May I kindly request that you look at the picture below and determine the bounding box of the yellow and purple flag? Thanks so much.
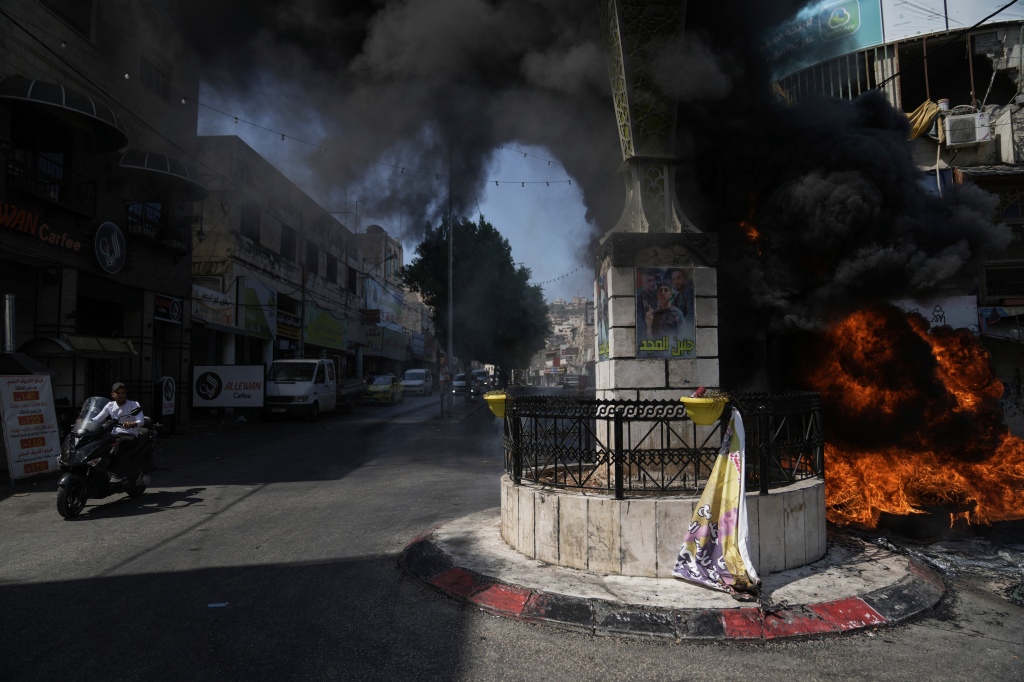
[673,408,760,594]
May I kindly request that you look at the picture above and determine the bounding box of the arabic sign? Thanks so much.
[94,221,127,274]
[0,375,61,479]
[635,266,696,359]
[192,284,234,327]
[365,326,407,360]
[192,365,264,408]
[277,309,301,341]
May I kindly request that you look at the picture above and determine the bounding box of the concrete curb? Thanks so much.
[399,532,946,642]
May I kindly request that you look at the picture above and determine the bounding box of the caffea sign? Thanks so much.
[94,222,126,274]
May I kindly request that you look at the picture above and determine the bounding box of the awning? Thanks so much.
[0,75,128,152]
[0,352,56,376]
[119,149,209,201]
[18,335,137,358]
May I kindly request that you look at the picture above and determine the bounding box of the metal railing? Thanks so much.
[502,390,824,499]
[6,157,96,217]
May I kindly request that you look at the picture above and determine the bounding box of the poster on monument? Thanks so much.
[635,267,695,359]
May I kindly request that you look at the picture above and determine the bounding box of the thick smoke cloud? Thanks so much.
[174,0,1009,327]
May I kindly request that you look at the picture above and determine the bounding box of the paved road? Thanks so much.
[0,395,1021,681]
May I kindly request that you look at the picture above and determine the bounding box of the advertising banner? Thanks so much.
[596,275,609,361]
[881,0,947,41]
[242,278,277,340]
[303,301,347,350]
[948,0,1024,30]
[277,310,301,341]
[891,295,979,333]
[192,365,265,408]
[410,332,425,359]
[192,284,234,327]
[364,326,407,360]
[365,279,404,325]
[763,0,885,79]
[635,266,696,359]
[0,375,61,479]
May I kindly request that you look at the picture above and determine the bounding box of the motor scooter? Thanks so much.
[56,396,158,519]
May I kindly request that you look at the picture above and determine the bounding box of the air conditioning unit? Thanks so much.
[944,112,991,148]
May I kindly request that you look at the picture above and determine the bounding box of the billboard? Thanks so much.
[193,365,265,408]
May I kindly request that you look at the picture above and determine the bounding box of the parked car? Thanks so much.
[401,369,433,395]
[562,374,588,389]
[365,374,404,404]
[451,373,467,395]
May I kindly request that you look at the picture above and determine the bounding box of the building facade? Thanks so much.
[1,0,204,432]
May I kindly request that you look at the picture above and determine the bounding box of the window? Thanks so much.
[985,267,1024,298]
[306,241,319,274]
[348,266,357,292]
[140,57,169,99]
[326,253,337,284]
[280,225,296,261]
[240,202,260,243]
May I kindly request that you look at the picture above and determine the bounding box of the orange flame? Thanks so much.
[806,306,1024,529]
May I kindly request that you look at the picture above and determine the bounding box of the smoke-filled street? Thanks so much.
[0,400,1020,681]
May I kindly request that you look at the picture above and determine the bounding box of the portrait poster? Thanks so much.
[596,275,609,361]
[635,266,696,359]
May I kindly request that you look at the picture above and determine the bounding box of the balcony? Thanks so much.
[5,156,96,217]
[125,202,200,256]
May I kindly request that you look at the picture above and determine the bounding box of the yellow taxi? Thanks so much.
[365,374,405,404]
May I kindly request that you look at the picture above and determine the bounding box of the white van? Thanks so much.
[264,359,337,421]
[401,368,434,395]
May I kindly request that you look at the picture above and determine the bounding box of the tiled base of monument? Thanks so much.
[500,474,827,577]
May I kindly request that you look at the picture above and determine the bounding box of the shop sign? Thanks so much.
[0,375,61,479]
[193,365,264,408]
[94,222,127,274]
[303,301,346,350]
[160,376,176,416]
[192,284,234,327]
[366,327,407,360]
[277,309,301,341]
[1,200,85,253]
[155,293,183,324]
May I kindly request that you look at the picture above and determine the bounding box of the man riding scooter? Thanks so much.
[91,382,144,483]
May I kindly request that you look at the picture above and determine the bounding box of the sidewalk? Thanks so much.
[401,509,946,642]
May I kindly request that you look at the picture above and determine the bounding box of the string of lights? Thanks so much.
[532,265,585,286]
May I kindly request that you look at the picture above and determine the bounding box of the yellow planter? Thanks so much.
[484,391,507,418]
[679,396,726,425]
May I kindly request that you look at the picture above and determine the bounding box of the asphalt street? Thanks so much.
[0,394,1021,681]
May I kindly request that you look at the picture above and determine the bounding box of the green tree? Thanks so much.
[403,214,551,369]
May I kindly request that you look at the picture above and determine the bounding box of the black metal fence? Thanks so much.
[502,390,824,499]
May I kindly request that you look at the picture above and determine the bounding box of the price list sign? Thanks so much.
[0,375,61,479]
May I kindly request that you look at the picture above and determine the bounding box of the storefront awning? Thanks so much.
[0,75,128,152]
[119,149,210,201]
[18,335,136,358]
[0,352,56,376]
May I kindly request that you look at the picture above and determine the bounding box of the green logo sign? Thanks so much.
[819,0,860,42]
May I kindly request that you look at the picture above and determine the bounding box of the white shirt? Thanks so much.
[93,399,144,436]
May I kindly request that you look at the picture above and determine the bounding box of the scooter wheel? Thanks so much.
[57,477,87,519]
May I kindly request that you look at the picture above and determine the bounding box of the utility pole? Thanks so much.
[447,147,454,414]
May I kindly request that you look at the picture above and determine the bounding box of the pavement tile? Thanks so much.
[471,584,533,617]
[521,593,595,629]
[861,572,945,624]
[429,567,491,599]
[762,608,836,639]
[720,608,764,639]
[678,609,727,639]
[593,603,679,639]
[807,597,886,632]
